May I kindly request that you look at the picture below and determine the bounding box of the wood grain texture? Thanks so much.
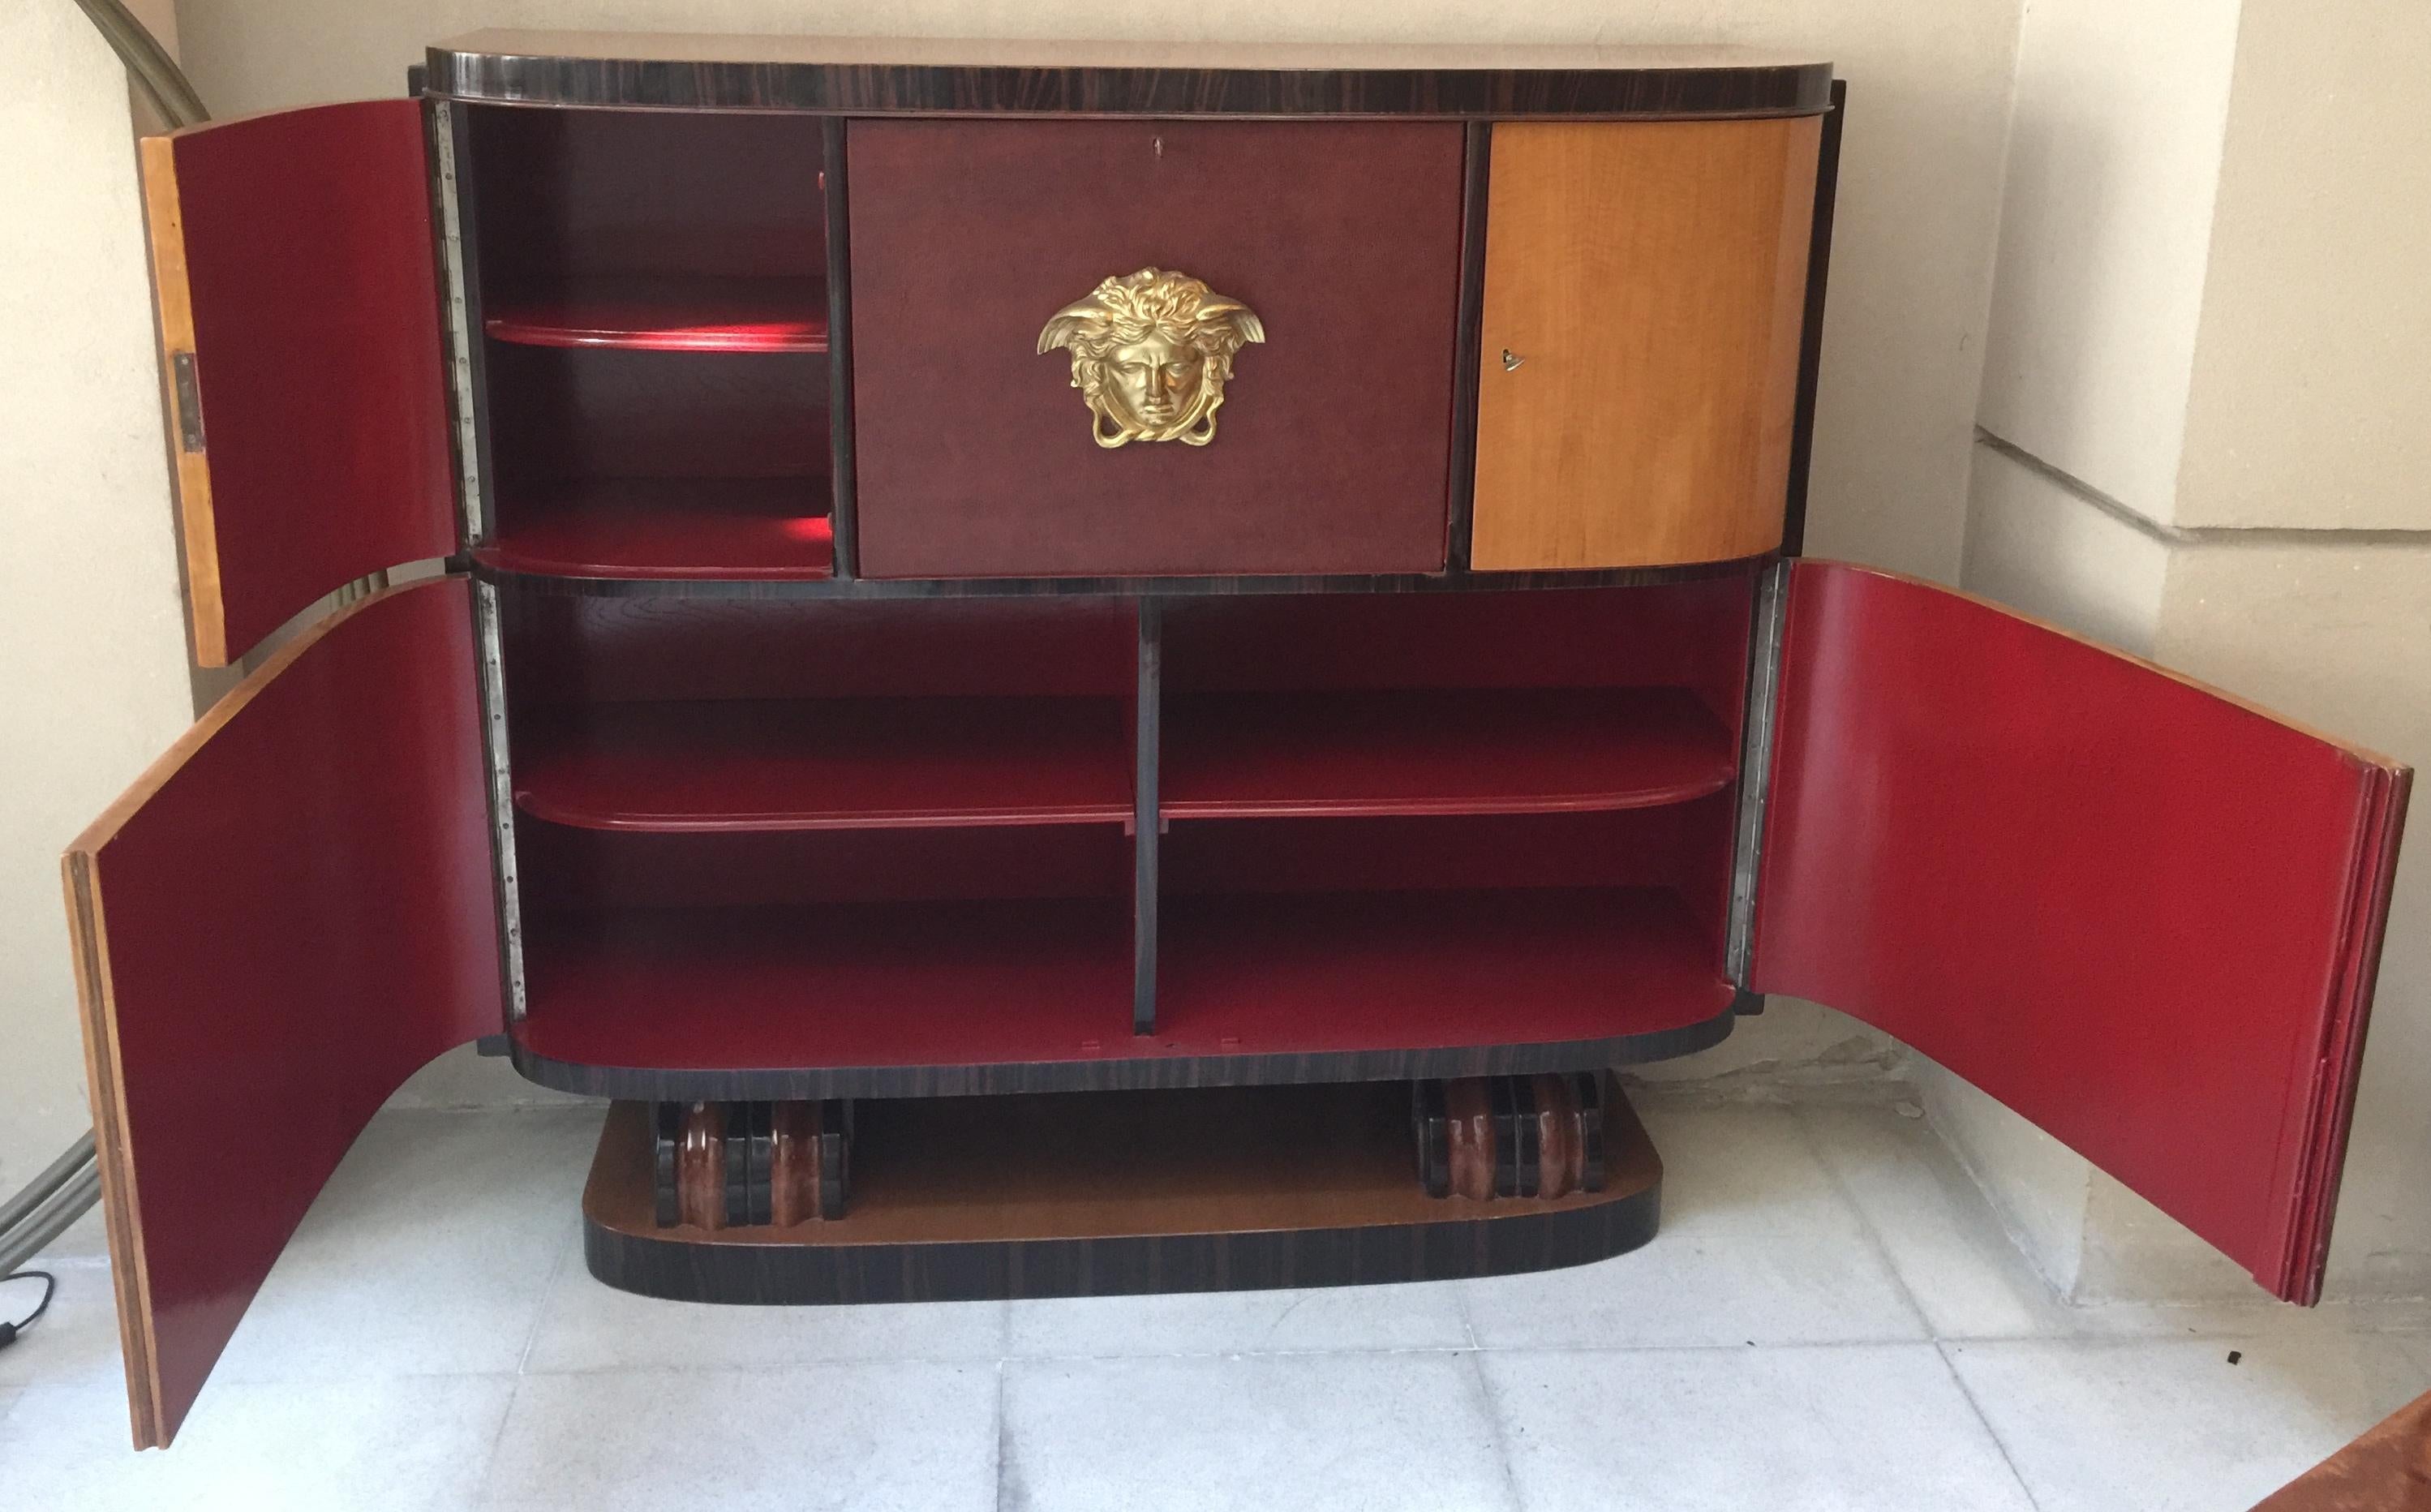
[426,32,1832,118]
[1750,562,2412,1305]
[135,135,221,666]
[579,1080,1661,1304]
[2253,1386,2431,1510]
[1470,118,1820,571]
[145,103,457,664]
[63,580,501,1447]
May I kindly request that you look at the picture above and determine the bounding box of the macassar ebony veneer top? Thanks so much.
[425,32,1833,117]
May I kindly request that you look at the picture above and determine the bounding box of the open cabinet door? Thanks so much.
[64,578,502,1448]
[1750,563,2409,1304]
[140,101,455,666]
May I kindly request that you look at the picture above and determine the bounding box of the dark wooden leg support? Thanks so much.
[655,1098,853,1228]
[1417,1074,1608,1201]
[593,1077,1660,1304]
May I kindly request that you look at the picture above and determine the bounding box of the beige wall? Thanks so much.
[2177,0,2431,532]
[0,0,197,1198]
[1974,0,2241,522]
[1956,0,2431,1301]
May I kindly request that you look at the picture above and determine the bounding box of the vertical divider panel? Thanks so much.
[1133,598,1163,1035]
[1444,122,1493,573]
[1780,80,1845,559]
[822,117,860,579]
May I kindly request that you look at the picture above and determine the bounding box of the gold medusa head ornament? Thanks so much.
[1036,268,1265,448]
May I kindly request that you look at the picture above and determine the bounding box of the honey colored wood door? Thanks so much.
[1470,119,1820,571]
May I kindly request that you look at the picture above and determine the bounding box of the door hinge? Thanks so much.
[169,350,205,453]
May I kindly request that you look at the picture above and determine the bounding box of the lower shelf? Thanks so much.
[511,887,1738,1099]
[582,1080,1662,1304]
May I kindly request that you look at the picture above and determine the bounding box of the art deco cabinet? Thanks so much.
[67,33,2409,1448]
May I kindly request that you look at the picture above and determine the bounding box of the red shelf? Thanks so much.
[1161,687,1736,819]
[515,697,1135,832]
[516,900,1132,1072]
[477,479,834,579]
[484,277,829,352]
[1154,887,1733,1058]
[513,887,1726,1078]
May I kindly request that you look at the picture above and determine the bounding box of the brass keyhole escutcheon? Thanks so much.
[1501,349,1525,372]
[1037,268,1265,448]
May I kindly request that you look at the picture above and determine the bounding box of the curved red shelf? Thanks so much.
[1160,686,1736,819]
[476,479,834,579]
[514,696,1135,832]
[511,887,1726,1076]
[484,277,829,352]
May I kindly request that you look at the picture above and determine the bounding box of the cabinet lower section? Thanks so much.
[581,1078,1660,1304]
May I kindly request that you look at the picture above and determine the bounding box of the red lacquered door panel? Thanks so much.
[140,101,453,666]
[64,579,500,1447]
[848,119,1464,578]
[1751,562,2408,1303]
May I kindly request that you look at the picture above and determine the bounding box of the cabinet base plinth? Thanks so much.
[581,1079,1660,1304]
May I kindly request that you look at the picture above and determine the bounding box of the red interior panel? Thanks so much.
[501,593,1136,704]
[67,580,499,1446]
[165,101,453,662]
[465,108,832,580]
[1751,562,2409,1303]
[847,119,1465,578]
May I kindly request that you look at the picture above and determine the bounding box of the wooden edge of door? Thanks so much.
[2283,759,2412,1302]
[62,853,164,1449]
[137,131,229,669]
[58,585,404,1448]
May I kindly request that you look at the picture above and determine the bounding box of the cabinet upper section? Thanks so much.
[423,32,1834,118]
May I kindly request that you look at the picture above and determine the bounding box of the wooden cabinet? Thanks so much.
[69,32,2407,1450]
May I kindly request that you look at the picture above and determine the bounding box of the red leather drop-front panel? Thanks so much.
[71,579,499,1445]
[169,101,454,660]
[846,118,1464,578]
[1752,562,2408,1303]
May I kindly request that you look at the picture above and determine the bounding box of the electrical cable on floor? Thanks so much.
[0,1270,57,1351]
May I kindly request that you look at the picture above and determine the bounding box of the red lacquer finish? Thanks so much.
[1751,562,2410,1303]
[513,888,1727,1074]
[518,900,1133,1069]
[848,119,1464,578]
[484,277,829,352]
[161,102,454,663]
[475,479,834,579]
[65,580,500,1446]
[515,697,1132,831]
[1162,686,1735,819]
[1155,887,1733,1056]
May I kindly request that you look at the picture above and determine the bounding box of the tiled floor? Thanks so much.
[2,1093,2426,1510]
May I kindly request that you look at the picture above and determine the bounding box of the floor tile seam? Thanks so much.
[1931,1338,2050,1512]
[1786,1100,1952,1342]
[1454,1344,1531,1512]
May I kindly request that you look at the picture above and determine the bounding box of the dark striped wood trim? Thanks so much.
[580,1086,1663,1304]
[470,553,1768,602]
[509,1007,1734,1102]
[820,116,859,579]
[427,42,1832,119]
[1780,79,1845,559]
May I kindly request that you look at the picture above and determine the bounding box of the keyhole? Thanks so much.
[1501,349,1524,372]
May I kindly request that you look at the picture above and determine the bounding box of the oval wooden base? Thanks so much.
[582,1079,1660,1304]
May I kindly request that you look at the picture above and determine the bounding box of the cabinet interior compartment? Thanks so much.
[1157,579,1751,820]
[1145,578,1753,1058]
[500,590,1142,1079]
[463,107,835,578]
